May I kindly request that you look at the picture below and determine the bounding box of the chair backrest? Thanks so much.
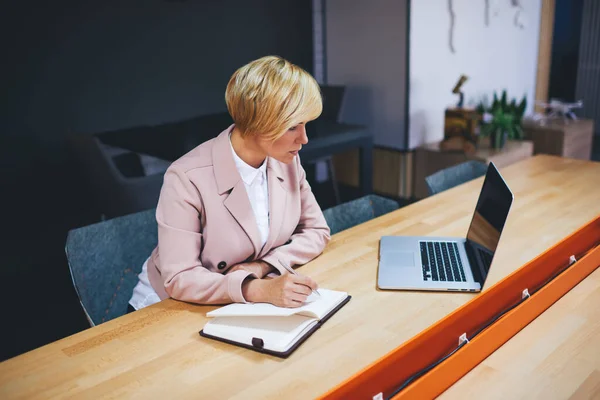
[425,160,488,196]
[323,194,399,235]
[69,134,164,218]
[319,85,346,122]
[65,208,158,326]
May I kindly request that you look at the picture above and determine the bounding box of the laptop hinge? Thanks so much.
[464,241,484,285]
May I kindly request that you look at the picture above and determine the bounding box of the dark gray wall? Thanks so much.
[0,0,314,255]
[576,0,600,135]
[325,0,408,150]
[549,0,584,102]
[2,0,313,145]
[0,1,314,361]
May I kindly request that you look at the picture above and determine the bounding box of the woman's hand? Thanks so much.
[227,260,274,279]
[242,273,318,308]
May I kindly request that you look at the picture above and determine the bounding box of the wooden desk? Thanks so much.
[1,155,599,400]
[440,266,600,399]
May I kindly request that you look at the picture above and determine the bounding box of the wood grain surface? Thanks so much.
[1,155,599,400]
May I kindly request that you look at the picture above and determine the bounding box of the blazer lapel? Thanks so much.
[213,127,263,257]
[224,182,263,257]
[260,157,288,258]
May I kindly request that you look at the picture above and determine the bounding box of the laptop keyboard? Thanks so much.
[420,241,467,282]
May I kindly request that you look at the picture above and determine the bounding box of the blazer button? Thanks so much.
[218,261,227,270]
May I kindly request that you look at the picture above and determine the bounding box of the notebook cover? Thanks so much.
[199,294,351,358]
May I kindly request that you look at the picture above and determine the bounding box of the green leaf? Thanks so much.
[515,124,524,139]
[509,99,517,114]
[481,91,527,143]
[480,124,491,137]
[495,127,502,148]
[517,95,527,116]
[476,102,485,114]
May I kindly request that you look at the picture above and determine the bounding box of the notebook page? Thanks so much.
[294,289,348,320]
[203,315,318,353]
[206,288,348,319]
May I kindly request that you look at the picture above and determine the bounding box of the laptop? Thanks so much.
[377,162,513,292]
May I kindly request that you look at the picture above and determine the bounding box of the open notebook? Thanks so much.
[199,288,351,358]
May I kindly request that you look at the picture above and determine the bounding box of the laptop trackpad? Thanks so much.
[381,252,415,267]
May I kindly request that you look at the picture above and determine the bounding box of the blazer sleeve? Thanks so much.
[156,165,254,304]
[261,155,331,272]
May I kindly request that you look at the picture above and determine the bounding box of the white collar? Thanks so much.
[229,133,267,185]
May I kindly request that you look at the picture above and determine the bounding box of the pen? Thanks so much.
[277,259,321,298]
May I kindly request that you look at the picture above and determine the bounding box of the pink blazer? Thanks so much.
[147,125,331,304]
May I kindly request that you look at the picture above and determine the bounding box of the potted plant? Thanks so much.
[476,90,527,149]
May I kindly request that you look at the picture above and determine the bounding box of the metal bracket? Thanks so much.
[458,333,469,346]
[569,255,577,265]
[522,288,530,299]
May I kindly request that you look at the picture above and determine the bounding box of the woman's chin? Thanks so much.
[272,153,296,164]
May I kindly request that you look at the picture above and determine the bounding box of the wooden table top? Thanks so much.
[1,155,599,400]
[440,266,600,400]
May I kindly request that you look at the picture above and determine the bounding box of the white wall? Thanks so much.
[409,0,542,148]
[326,0,408,149]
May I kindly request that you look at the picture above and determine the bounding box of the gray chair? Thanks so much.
[425,161,488,196]
[69,134,165,220]
[65,208,157,326]
[320,85,346,122]
[323,194,400,235]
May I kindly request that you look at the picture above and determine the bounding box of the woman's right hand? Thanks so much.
[242,274,318,308]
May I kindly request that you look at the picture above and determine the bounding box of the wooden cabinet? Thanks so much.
[413,138,534,199]
[333,148,414,199]
[334,138,534,201]
[522,119,594,160]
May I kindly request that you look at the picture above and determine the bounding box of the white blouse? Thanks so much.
[230,138,270,247]
[128,134,270,310]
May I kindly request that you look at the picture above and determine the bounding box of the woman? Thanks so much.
[128,55,330,311]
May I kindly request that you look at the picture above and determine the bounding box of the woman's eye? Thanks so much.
[289,126,298,131]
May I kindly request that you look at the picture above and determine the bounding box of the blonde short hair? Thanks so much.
[225,55,322,141]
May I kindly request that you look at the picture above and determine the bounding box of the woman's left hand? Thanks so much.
[227,260,274,279]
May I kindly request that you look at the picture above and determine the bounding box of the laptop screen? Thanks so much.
[465,162,514,285]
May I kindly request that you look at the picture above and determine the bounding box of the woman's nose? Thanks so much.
[297,126,308,144]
